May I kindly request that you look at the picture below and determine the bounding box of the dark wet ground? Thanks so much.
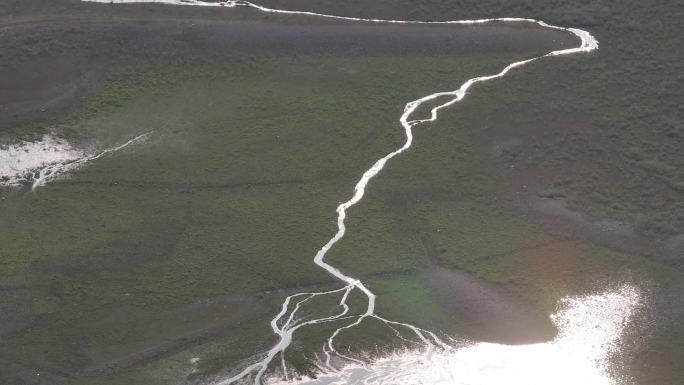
[0,18,577,61]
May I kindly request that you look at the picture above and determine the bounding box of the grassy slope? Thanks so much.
[0,1,682,385]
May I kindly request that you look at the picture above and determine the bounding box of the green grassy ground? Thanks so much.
[1,1,682,385]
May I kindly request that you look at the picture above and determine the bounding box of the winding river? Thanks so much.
[82,1,602,384]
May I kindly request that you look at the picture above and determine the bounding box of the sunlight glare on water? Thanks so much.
[269,285,640,385]
[0,135,82,186]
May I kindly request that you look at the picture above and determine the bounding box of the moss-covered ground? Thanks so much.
[0,1,682,385]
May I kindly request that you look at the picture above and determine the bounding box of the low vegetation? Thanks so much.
[0,1,681,385]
